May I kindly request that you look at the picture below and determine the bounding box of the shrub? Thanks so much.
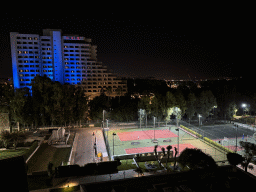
[178,148,217,170]
[23,140,39,161]
[180,125,202,138]
[203,137,234,153]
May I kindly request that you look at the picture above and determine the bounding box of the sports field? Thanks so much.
[105,126,228,163]
[181,120,256,156]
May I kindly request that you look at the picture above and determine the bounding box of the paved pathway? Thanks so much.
[70,127,108,166]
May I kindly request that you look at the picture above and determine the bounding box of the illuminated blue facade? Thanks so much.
[10,29,127,98]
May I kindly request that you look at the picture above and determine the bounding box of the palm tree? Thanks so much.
[154,145,158,161]
[115,86,123,103]
[106,86,112,101]
[166,145,172,169]
[173,147,178,170]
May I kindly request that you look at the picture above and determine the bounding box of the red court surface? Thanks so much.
[125,143,195,155]
[117,129,178,141]
[226,145,243,152]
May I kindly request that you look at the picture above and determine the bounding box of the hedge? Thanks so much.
[23,140,39,161]
[180,125,202,138]
[203,137,234,153]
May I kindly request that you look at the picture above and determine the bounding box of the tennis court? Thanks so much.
[117,129,178,141]
[125,143,195,155]
[104,126,229,163]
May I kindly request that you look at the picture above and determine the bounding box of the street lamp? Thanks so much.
[139,109,142,129]
[152,116,158,143]
[112,132,116,157]
[198,114,202,127]
[233,123,238,153]
[242,103,247,115]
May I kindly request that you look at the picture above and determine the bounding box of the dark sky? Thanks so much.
[0,6,254,80]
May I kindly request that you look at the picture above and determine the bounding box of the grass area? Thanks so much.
[27,143,71,173]
[27,132,75,173]
[0,148,29,160]
[49,185,80,192]
[27,175,52,190]
[118,159,183,173]
[117,159,137,171]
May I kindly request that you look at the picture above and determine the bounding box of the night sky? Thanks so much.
[0,7,254,80]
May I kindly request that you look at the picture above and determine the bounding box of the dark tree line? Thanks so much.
[0,75,88,130]
[88,87,217,123]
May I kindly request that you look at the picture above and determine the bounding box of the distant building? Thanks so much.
[10,29,127,99]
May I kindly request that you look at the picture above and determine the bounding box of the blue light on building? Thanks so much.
[10,29,127,99]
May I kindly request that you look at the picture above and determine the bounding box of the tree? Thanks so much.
[227,153,244,169]
[196,90,217,119]
[154,145,160,166]
[164,92,176,124]
[116,86,123,103]
[186,92,196,123]
[138,95,151,115]
[31,75,53,127]
[151,94,165,120]
[106,86,112,101]
[174,90,187,114]
[89,93,108,121]
[11,131,26,150]
[239,141,256,172]
[0,130,12,149]
[166,145,172,169]
[178,148,217,170]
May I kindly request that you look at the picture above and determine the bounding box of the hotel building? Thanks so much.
[10,29,127,98]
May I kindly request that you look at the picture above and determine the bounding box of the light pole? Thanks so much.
[145,112,147,129]
[153,116,157,142]
[103,110,105,128]
[175,128,179,156]
[106,119,109,141]
[242,103,247,115]
[198,114,202,127]
[113,132,116,157]
[139,109,142,129]
[235,124,238,153]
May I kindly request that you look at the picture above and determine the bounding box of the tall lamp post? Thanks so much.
[198,114,202,127]
[112,132,116,157]
[233,123,238,153]
[242,103,247,115]
[152,116,157,142]
[175,128,180,156]
[103,110,105,128]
